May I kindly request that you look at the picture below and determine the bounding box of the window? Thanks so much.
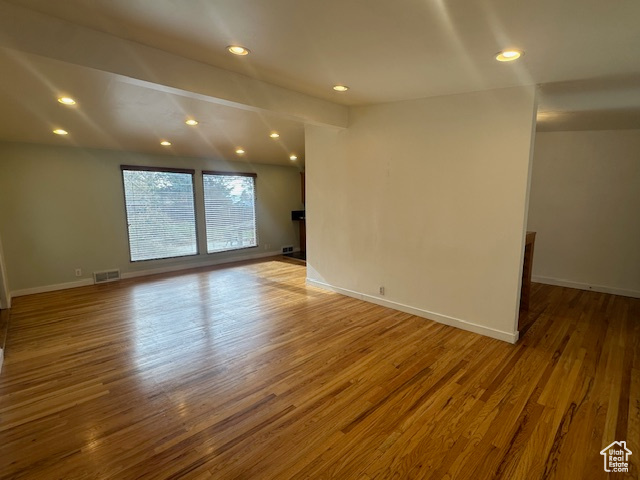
[121,166,198,261]
[203,171,257,253]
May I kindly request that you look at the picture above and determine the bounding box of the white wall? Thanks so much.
[527,130,640,297]
[306,86,537,342]
[0,142,303,294]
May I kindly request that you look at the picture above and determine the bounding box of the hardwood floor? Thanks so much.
[0,258,638,479]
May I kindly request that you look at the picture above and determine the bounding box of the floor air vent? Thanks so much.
[93,269,121,284]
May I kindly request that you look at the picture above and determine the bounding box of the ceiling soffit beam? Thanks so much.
[0,1,348,128]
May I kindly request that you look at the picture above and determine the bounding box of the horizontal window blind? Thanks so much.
[203,172,257,254]
[122,168,198,261]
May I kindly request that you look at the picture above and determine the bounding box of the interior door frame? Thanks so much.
[0,235,10,309]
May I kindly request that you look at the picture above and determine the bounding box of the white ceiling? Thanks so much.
[0,48,305,165]
[1,0,639,161]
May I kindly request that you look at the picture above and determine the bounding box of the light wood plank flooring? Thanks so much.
[0,258,638,479]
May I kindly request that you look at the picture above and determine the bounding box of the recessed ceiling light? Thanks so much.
[333,85,349,92]
[236,148,245,155]
[270,132,280,139]
[289,154,298,161]
[57,97,76,105]
[227,45,250,56]
[185,119,199,126]
[160,140,172,146]
[495,49,523,62]
[52,129,68,135]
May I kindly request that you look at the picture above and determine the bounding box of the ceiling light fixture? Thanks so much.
[57,97,76,105]
[227,45,250,56]
[270,132,280,139]
[52,128,68,135]
[333,85,349,92]
[289,154,298,161]
[495,49,523,62]
[185,119,199,126]
[160,140,172,146]
[236,148,245,155]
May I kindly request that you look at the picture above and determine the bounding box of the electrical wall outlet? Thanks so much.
[75,268,82,277]
[379,286,385,295]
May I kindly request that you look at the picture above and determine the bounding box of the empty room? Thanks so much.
[0,1,638,479]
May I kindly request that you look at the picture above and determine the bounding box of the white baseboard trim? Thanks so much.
[532,276,640,299]
[10,250,286,298]
[306,279,519,344]
[11,278,94,297]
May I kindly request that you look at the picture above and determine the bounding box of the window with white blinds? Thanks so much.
[203,171,257,254]
[121,166,198,262]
